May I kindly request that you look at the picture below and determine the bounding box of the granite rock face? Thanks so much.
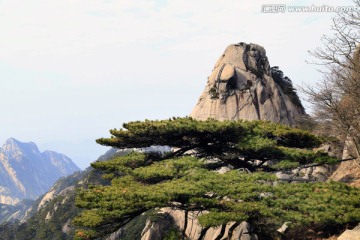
[139,208,258,240]
[190,42,304,125]
[338,224,360,240]
[330,135,360,187]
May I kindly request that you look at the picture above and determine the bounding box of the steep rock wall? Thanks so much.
[190,42,304,125]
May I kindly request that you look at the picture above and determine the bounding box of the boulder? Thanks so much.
[190,42,304,125]
[203,225,223,240]
[216,165,234,174]
[160,208,187,231]
[231,221,258,240]
[140,213,173,240]
[104,227,125,240]
[220,221,237,240]
[277,221,291,234]
[139,209,263,240]
[331,135,360,187]
[338,224,360,240]
[185,211,206,240]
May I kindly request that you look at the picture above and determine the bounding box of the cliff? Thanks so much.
[190,42,305,125]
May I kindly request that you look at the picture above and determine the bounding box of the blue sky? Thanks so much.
[0,0,355,169]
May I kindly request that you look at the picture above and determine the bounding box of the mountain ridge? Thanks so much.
[0,138,80,205]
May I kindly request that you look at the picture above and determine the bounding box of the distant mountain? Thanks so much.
[0,148,116,239]
[0,138,80,205]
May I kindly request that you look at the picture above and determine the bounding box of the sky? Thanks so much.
[0,0,356,169]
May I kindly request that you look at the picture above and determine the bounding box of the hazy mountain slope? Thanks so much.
[0,138,81,205]
[0,148,118,239]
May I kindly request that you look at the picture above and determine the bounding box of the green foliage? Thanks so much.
[74,229,97,240]
[209,87,219,99]
[0,171,90,240]
[132,156,204,183]
[73,210,104,228]
[277,147,338,165]
[271,66,305,114]
[96,118,329,171]
[198,211,248,227]
[119,212,151,240]
[272,160,300,170]
[76,152,360,238]
[163,227,183,240]
[74,118,359,239]
[0,192,81,240]
[91,152,148,177]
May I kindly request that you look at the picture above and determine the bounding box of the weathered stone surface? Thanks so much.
[220,221,237,240]
[312,166,332,182]
[216,165,234,174]
[203,225,223,240]
[231,221,258,240]
[141,214,173,240]
[331,136,360,187]
[185,211,206,240]
[274,143,339,182]
[190,42,304,125]
[220,64,236,81]
[62,219,73,235]
[275,171,294,180]
[160,207,186,231]
[140,209,207,240]
[104,227,125,240]
[277,221,291,234]
[139,209,262,240]
[338,224,360,240]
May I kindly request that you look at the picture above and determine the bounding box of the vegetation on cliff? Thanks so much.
[74,118,360,239]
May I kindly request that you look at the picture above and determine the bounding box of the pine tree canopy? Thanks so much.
[74,118,360,239]
[96,118,334,171]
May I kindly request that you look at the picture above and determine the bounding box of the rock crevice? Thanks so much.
[140,208,258,240]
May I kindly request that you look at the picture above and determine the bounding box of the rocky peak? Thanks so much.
[2,138,41,161]
[0,138,81,205]
[190,42,305,125]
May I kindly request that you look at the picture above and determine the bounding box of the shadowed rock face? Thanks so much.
[139,208,258,240]
[331,136,360,187]
[190,42,304,125]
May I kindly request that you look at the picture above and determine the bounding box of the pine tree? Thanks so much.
[74,118,360,239]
